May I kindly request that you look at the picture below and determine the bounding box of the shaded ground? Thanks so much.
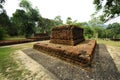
[107,46,120,72]
[23,44,120,80]
[91,44,120,80]
[14,50,59,80]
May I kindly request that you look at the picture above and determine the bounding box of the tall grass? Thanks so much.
[97,39,120,47]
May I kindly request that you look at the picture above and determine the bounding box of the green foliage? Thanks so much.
[10,0,41,38]
[106,23,120,38]
[11,9,27,36]
[54,16,63,26]
[0,1,11,38]
[24,22,35,38]
[19,0,32,11]
[83,26,94,38]
[68,21,94,38]
[10,0,63,37]
[4,36,25,40]
[74,22,89,27]
[93,26,106,38]
[93,0,120,22]
[0,27,6,40]
[88,17,103,26]
[37,15,63,35]
[0,12,12,39]
[97,39,120,47]
[66,17,72,25]
[116,34,120,38]
[72,20,106,39]
[87,17,106,39]
[66,17,78,25]
[0,12,11,29]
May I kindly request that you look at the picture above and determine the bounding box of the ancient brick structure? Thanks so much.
[28,33,50,41]
[33,40,96,66]
[33,25,96,66]
[50,25,84,45]
[34,33,49,38]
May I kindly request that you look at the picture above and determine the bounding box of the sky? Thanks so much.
[3,0,120,24]
[3,0,95,22]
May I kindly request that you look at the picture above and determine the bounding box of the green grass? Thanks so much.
[0,47,30,80]
[4,36,25,40]
[0,39,120,79]
[0,41,38,79]
[97,39,120,47]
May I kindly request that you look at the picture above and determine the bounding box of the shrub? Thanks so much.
[0,27,6,40]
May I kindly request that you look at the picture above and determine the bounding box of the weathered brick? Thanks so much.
[50,25,84,45]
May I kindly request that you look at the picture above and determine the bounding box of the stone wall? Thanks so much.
[50,25,84,45]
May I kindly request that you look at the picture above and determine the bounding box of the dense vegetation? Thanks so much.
[65,17,120,39]
[0,0,63,40]
[0,0,120,40]
[93,0,120,22]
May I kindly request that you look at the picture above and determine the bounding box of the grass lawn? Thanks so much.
[4,36,26,41]
[97,39,120,47]
[97,39,120,52]
[0,39,120,79]
[0,47,31,80]
[0,42,36,80]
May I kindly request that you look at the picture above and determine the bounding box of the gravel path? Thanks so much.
[22,44,120,80]
[91,44,120,80]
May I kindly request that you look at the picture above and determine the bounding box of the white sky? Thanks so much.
[4,0,95,22]
[3,0,120,24]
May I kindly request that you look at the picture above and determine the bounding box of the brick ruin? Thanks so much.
[34,33,49,38]
[29,33,50,41]
[50,25,84,45]
[33,25,96,66]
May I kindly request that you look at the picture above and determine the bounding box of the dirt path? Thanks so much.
[0,41,42,48]
[14,50,59,80]
[91,44,120,80]
[107,46,120,72]
[22,44,120,80]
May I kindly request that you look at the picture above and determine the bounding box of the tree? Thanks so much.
[11,9,27,36]
[88,17,103,26]
[18,0,40,38]
[66,17,72,25]
[54,16,63,26]
[19,0,32,11]
[92,26,106,38]
[93,0,120,22]
[0,11,11,37]
[0,0,9,27]
[88,17,106,38]
[0,27,6,40]
[0,0,5,14]
[37,17,59,34]
[0,0,12,38]
[0,11,10,27]
[74,22,89,27]
[106,23,120,38]
[83,26,94,38]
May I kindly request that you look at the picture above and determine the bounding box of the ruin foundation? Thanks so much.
[33,25,96,66]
